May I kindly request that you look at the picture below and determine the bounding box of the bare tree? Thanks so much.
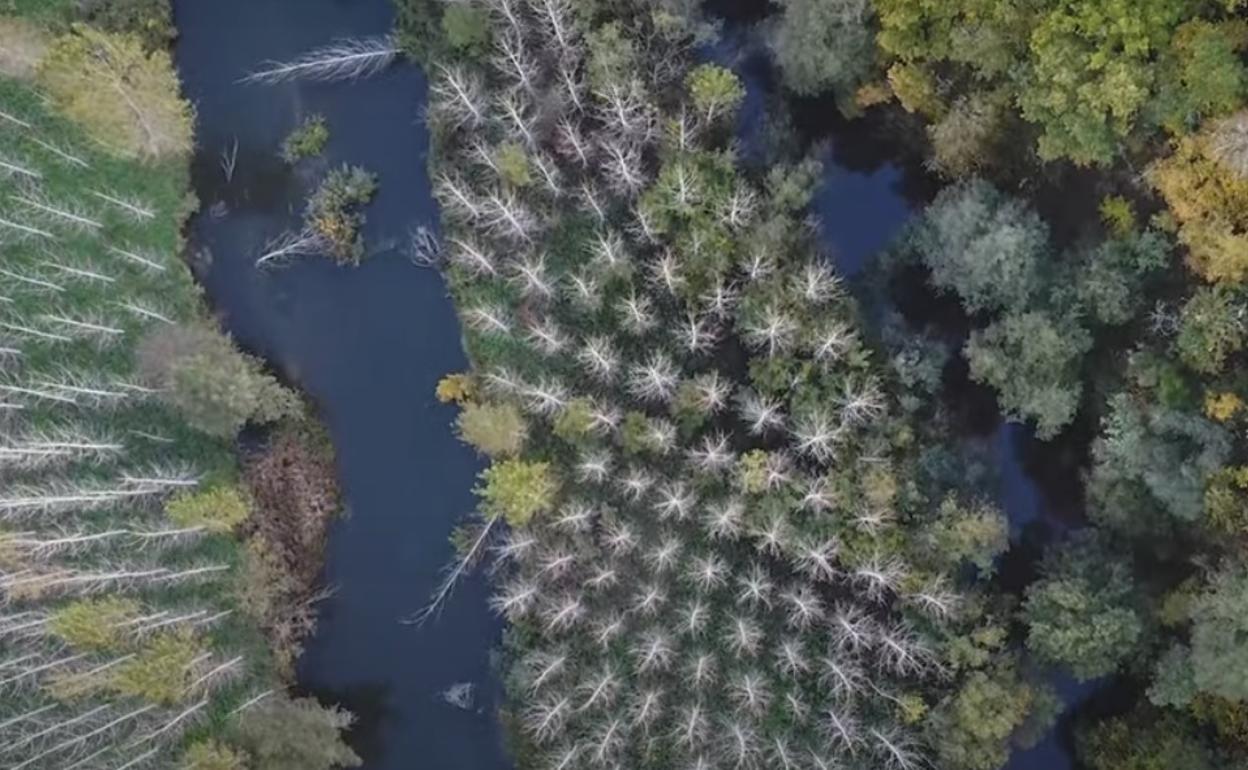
[430,66,488,128]
[241,37,398,84]
[255,229,326,267]
[406,514,502,626]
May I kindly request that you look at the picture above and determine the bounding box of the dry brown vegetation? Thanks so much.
[239,419,343,677]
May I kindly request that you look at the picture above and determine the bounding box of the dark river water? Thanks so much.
[174,2,511,768]
[173,1,1087,767]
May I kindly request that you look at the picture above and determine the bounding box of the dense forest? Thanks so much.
[397,0,1248,768]
[6,0,1248,768]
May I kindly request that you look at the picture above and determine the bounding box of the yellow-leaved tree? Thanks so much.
[37,24,192,158]
[1151,114,1248,283]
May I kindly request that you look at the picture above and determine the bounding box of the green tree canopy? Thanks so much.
[875,0,1031,80]
[137,323,301,438]
[928,664,1058,770]
[769,0,875,100]
[1071,231,1170,326]
[234,695,361,770]
[441,3,490,58]
[48,597,141,652]
[1176,285,1246,375]
[905,179,1049,315]
[921,496,1009,577]
[456,401,528,457]
[1019,0,1190,166]
[1078,707,1213,770]
[965,310,1092,439]
[686,64,745,125]
[112,631,202,704]
[38,24,192,157]
[1088,392,1231,524]
[478,459,557,527]
[586,21,637,91]
[1190,566,1248,701]
[1151,19,1248,133]
[1024,533,1144,680]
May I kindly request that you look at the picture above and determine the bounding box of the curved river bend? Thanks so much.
[174,1,1084,767]
[174,1,511,767]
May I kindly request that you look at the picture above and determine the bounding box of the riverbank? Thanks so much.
[0,4,359,767]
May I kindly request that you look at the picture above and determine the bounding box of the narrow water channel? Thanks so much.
[173,2,512,768]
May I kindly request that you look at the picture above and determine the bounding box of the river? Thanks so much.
[174,1,1087,768]
[173,2,512,768]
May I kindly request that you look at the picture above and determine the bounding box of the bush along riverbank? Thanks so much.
[401,1,1053,768]
[0,6,358,769]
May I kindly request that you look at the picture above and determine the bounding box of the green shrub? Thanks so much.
[166,484,251,533]
[441,4,489,57]
[282,115,329,162]
[307,165,378,265]
[736,449,770,494]
[478,460,557,527]
[49,597,140,651]
[181,740,248,770]
[495,142,532,188]
[235,695,361,770]
[457,402,527,457]
[112,631,201,704]
[137,323,301,438]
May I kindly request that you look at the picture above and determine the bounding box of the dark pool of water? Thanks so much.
[173,2,512,768]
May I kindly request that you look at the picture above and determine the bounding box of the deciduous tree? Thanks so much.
[1078,707,1213,770]
[457,401,528,457]
[904,179,1049,314]
[1176,286,1246,374]
[38,24,192,157]
[1190,566,1248,701]
[1018,0,1187,165]
[1024,533,1144,680]
[137,323,302,438]
[478,459,557,527]
[928,664,1057,770]
[1151,125,1248,282]
[685,64,744,124]
[965,310,1091,438]
[768,0,874,101]
[235,694,362,770]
